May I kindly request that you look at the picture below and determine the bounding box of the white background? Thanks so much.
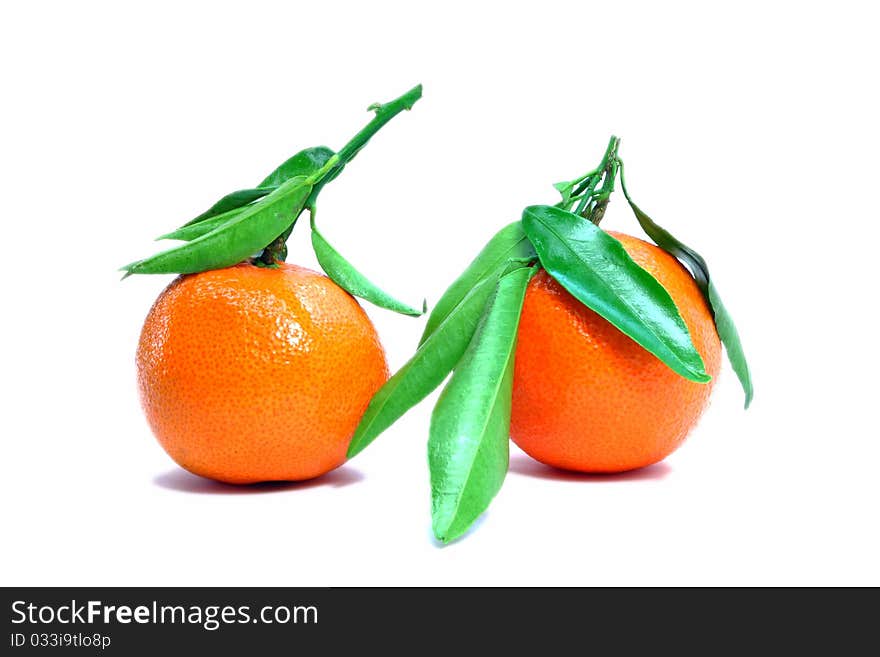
[2,1,878,586]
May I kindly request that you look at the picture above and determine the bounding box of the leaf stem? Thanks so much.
[312,84,423,196]
[554,135,621,225]
[588,139,620,225]
[279,85,422,258]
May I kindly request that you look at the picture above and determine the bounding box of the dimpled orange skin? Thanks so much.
[510,231,722,473]
[137,262,389,484]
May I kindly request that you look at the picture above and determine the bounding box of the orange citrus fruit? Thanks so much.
[137,262,389,484]
[510,231,721,473]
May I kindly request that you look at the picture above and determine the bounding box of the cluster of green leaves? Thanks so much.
[349,139,752,543]
[120,86,424,318]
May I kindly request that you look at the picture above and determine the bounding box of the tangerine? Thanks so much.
[137,262,389,483]
[510,231,721,472]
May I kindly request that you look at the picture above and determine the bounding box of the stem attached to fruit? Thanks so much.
[258,231,287,266]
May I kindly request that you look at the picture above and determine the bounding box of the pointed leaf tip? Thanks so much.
[311,218,424,317]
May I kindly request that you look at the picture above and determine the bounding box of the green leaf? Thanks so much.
[347,274,499,458]
[257,145,336,188]
[122,85,421,277]
[176,146,335,231]
[121,176,312,276]
[157,206,246,241]
[429,266,533,543]
[619,166,753,406]
[522,204,710,383]
[181,187,275,228]
[708,283,752,407]
[310,215,424,316]
[419,222,536,345]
